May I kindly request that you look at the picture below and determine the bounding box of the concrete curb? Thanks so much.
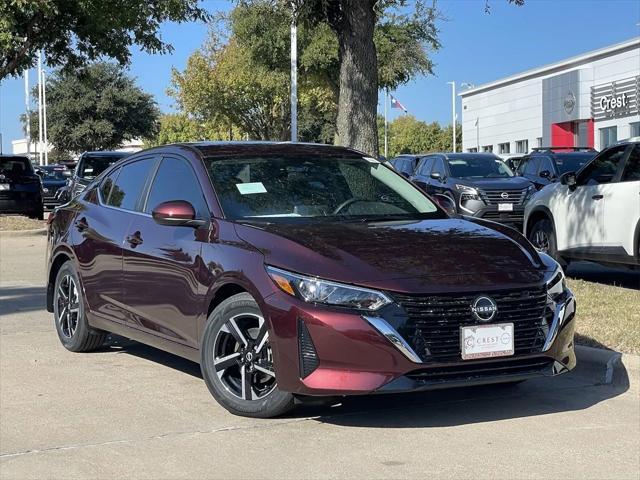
[0,228,47,237]
[575,344,639,385]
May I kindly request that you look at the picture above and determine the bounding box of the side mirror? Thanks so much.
[539,170,552,179]
[35,169,44,177]
[560,172,577,188]
[432,194,456,216]
[430,172,442,181]
[152,200,206,227]
[400,171,410,178]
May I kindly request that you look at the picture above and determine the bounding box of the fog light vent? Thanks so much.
[298,319,319,378]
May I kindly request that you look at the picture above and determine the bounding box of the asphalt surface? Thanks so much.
[1,234,639,479]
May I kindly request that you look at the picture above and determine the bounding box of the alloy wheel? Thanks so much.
[55,275,80,338]
[532,230,550,253]
[213,313,276,401]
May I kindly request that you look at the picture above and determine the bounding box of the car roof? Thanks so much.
[0,154,30,160]
[174,141,366,160]
[80,151,130,157]
[433,152,500,160]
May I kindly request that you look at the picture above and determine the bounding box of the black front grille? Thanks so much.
[480,188,527,205]
[406,357,554,382]
[481,210,524,223]
[393,287,550,363]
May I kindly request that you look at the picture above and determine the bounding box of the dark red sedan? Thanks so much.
[46,142,576,417]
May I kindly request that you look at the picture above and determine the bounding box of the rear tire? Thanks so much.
[53,261,106,352]
[201,292,295,418]
[528,218,567,268]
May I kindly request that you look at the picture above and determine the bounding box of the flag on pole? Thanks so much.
[390,94,408,113]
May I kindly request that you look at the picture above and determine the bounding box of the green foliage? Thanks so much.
[0,0,209,79]
[171,0,443,143]
[378,114,462,158]
[145,113,242,147]
[26,62,159,154]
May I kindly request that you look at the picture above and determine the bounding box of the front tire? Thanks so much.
[200,292,294,418]
[528,218,567,268]
[53,261,106,352]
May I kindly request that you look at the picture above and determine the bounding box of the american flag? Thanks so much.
[390,94,408,113]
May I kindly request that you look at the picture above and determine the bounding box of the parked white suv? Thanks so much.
[524,140,639,269]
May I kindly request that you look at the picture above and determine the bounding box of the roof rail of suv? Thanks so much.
[530,146,597,153]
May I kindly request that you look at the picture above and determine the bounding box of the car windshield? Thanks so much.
[554,153,598,175]
[447,156,514,178]
[79,155,123,179]
[0,157,32,176]
[41,167,71,180]
[206,155,445,223]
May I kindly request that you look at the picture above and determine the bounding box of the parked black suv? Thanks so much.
[517,147,598,190]
[389,154,424,177]
[38,165,72,208]
[61,151,129,202]
[409,153,535,229]
[0,155,44,219]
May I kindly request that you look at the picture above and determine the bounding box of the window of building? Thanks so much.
[467,148,478,153]
[630,122,640,138]
[599,126,617,149]
[515,140,529,154]
[482,145,493,153]
[498,143,510,154]
[536,137,543,148]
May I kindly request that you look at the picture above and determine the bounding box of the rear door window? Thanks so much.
[144,156,209,217]
[99,168,120,204]
[106,158,156,211]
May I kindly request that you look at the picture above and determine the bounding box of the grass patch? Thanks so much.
[568,278,640,354]
[0,215,46,231]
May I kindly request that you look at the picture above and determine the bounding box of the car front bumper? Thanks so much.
[263,288,576,397]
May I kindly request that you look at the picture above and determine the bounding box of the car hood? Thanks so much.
[234,218,549,293]
[455,177,532,190]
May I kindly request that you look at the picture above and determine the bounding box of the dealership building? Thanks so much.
[460,37,640,154]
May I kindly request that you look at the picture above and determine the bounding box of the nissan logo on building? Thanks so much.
[470,296,498,322]
[564,91,576,114]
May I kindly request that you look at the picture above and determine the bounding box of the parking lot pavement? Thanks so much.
[1,235,639,480]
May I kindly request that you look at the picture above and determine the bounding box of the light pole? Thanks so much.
[37,50,43,165]
[447,81,456,152]
[24,69,31,157]
[290,1,298,142]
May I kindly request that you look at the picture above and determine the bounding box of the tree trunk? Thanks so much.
[332,0,379,157]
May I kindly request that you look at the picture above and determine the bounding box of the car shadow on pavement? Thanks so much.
[103,334,631,429]
[0,285,46,315]
[567,261,640,290]
[306,365,630,429]
[103,335,203,378]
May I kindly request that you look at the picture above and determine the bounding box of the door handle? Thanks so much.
[126,231,143,248]
[592,194,604,200]
[75,217,89,232]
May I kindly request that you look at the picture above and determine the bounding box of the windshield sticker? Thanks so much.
[236,182,267,195]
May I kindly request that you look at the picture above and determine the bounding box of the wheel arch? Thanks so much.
[46,247,76,312]
[525,206,555,239]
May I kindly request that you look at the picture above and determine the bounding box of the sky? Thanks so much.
[1,0,640,153]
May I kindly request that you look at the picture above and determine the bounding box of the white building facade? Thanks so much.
[460,38,640,155]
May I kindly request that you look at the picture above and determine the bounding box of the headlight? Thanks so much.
[455,184,479,195]
[546,265,566,301]
[523,184,536,201]
[266,266,392,311]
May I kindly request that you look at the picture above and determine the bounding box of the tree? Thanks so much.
[26,62,159,153]
[0,0,209,79]
[145,113,242,147]
[378,114,461,158]
[172,0,441,146]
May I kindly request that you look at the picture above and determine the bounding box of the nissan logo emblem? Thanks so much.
[501,192,509,199]
[471,296,498,322]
